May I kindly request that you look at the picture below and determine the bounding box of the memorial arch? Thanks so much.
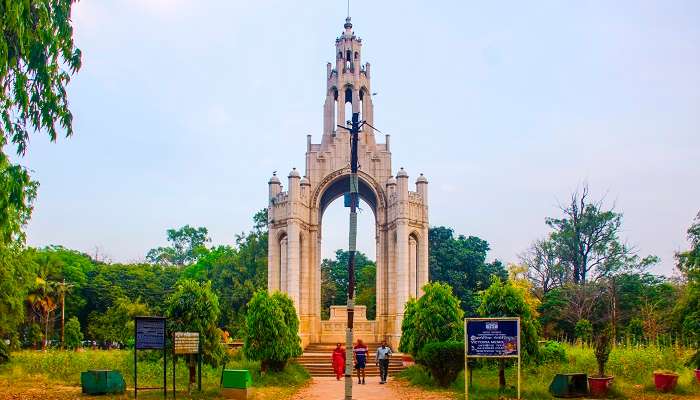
[267,18,429,348]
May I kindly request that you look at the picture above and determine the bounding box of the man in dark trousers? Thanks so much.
[375,340,393,384]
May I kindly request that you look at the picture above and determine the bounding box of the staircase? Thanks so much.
[296,343,407,377]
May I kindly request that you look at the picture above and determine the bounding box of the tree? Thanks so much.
[545,184,653,284]
[1,0,82,155]
[0,246,35,339]
[478,277,540,388]
[147,225,210,266]
[520,238,567,298]
[399,282,463,357]
[243,290,302,371]
[320,249,375,319]
[166,280,226,387]
[180,210,268,336]
[64,316,82,349]
[87,297,148,345]
[675,212,700,364]
[429,226,506,315]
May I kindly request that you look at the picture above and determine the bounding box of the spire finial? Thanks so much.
[344,0,352,30]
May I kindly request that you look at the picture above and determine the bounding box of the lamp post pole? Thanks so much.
[344,111,360,400]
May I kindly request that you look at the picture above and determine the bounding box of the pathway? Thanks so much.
[289,377,455,400]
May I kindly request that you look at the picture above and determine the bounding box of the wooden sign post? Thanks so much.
[464,317,521,400]
[172,332,201,397]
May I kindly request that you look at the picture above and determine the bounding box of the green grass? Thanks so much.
[0,349,309,398]
[398,343,700,399]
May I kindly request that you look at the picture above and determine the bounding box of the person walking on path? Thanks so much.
[353,339,369,384]
[375,340,393,384]
[331,343,345,380]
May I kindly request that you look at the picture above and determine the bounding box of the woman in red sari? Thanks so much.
[331,343,345,380]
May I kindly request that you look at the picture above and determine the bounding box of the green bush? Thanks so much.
[244,291,302,371]
[64,317,83,350]
[594,331,612,377]
[0,339,9,364]
[399,282,463,357]
[540,340,566,363]
[575,319,593,345]
[416,341,464,387]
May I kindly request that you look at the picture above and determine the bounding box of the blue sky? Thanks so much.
[17,0,700,275]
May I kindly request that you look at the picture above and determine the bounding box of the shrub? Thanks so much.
[0,339,9,364]
[64,317,83,350]
[575,319,593,346]
[244,291,302,371]
[416,341,464,387]
[540,340,567,363]
[627,318,644,343]
[399,282,463,357]
[594,331,611,377]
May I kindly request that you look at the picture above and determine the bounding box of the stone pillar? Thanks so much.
[395,221,409,317]
[268,229,279,291]
[419,227,429,296]
[287,222,300,311]
[375,227,384,339]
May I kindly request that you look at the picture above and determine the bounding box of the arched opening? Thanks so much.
[409,232,420,298]
[278,233,288,292]
[344,87,353,125]
[331,88,338,132]
[318,175,379,321]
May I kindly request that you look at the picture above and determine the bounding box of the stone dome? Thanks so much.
[288,168,301,178]
[416,173,428,184]
[396,167,408,178]
[386,176,397,186]
[269,173,281,184]
[300,176,310,186]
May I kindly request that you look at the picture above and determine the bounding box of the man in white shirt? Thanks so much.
[375,340,393,384]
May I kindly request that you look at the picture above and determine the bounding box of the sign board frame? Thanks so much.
[172,332,202,398]
[134,316,167,399]
[464,317,521,400]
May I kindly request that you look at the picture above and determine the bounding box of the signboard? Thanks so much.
[464,318,521,400]
[133,316,167,399]
[466,319,519,357]
[174,332,200,355]
[135,317,165,350]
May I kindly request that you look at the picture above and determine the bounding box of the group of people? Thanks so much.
[331,339,393,384]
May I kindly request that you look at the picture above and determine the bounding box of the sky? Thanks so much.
[16,0,700,276]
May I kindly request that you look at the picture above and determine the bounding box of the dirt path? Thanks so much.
[289,377,455,400]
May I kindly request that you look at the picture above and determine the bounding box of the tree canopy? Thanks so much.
[428,226,506,315]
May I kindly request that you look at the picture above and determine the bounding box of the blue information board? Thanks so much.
[135,317,165,350]
[466,319,519,357]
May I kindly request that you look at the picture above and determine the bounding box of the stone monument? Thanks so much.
[267,18,429,348]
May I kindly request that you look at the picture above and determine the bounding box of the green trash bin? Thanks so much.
[80,369,126,394]
[548,373,588,398]
[221,369,252,389]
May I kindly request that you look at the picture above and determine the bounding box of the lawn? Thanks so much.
[398,343,700,399]
[0,349,310,399]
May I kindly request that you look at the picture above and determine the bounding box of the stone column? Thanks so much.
[287,222,300,311]
[419,227,429,296]
[268,228,279,291]
[375,227,384,339]
[395,221,409,321]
